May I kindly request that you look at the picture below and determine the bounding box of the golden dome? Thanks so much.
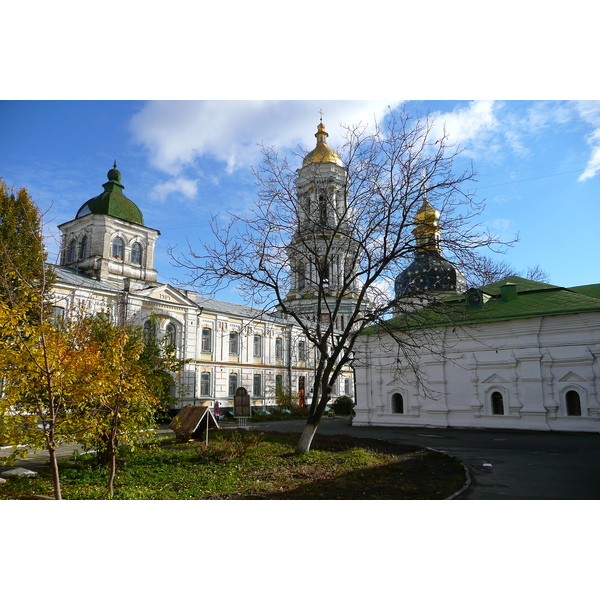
[302,122,344,167]
[415,198,440,226]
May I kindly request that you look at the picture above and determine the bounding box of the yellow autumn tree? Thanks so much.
[73,312,160,497]
[0,294,97,499]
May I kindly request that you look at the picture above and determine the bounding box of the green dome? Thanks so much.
[76,162,144,225]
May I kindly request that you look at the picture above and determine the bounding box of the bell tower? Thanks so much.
[284,120,360,327]
[57,162,160,286]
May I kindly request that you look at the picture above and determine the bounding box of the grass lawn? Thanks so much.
[0,430,466,500]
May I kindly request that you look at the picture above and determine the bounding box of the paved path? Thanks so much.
[4,419,599,499]
[251,418,600,500]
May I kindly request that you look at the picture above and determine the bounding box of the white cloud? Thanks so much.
[575,101,600,181]
[151,177,198,201]
[129,100,401,176]
[434,100,500,148]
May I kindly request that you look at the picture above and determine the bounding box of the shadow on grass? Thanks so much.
[241,434,466,500]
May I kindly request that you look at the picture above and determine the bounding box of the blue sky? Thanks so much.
[1,99,599,302]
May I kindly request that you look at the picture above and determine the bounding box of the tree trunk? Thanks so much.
[48,445,62,500]
[107,436,116,498]
[296,382,331,454]
[296,420,319,455]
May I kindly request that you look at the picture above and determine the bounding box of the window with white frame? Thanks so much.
[344,378,351,397]
[229,373,238,397]
[275,338,283,361]
[201,327,212,352]
[253,373,262,397]
[79,235,88,259]
[112,236,124,259]
[67,239,76,263]
[253,334,263,358]
[229,331,239,355]
[297,262,306,291]
[143,319,156,341]
[298,340,306,362]
[165,323,176,347]
[131,241,142,265]
[200,372,211,397]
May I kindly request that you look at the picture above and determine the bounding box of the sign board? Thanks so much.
[234,387,251,417]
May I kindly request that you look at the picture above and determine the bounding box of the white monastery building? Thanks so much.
[52,126,356,414]
[50,120,600,433]
[353,194,600,433]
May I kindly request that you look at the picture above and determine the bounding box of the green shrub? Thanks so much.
[332,395,355,415]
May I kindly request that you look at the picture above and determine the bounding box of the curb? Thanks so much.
[344,435,472,500]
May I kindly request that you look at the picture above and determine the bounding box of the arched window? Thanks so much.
[131,242,142,265]
[79,235,88,259]
[67,239,76,263]
[297,262,306,290]
[143,320,156,341]
[392,393,404,414]
[491,391,504,415]
[566,390,582,416]
[165,323,176,347]
[112,237,124,259]
[319,194,327,224]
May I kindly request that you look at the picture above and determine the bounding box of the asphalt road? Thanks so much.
[251,417,600,499]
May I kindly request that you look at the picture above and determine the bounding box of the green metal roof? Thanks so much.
[370,276,600,333]
[569,283,600,300]
[76,163,144,225]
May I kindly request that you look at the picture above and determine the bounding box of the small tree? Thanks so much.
[174,108,508,453]
[0,296,95,499]
[0,180,72,498]
[73,313,160,497]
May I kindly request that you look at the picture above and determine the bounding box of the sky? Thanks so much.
[1,99,599,303]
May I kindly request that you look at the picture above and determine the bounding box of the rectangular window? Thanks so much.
[253,373,262,397]
[276,374,283,395]
[275,338,283,361]
[253,334,262,357]
[229,332,239,355]
[200,372,211,397]
[229,373,238,397]
[201,327,212,352]
[344,378,351,397]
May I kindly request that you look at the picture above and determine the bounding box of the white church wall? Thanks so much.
[354,312,600,433]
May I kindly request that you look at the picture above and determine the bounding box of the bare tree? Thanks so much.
[173,108,508,454]
[468,255,551,287]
